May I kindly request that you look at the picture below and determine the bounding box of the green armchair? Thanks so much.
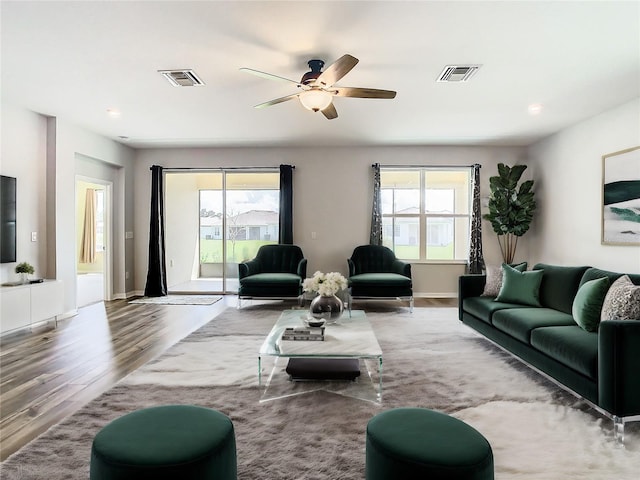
[347,245,413,312]
[237,244,307,308]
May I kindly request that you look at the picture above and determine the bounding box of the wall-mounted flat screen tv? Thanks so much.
[1,175,17,263]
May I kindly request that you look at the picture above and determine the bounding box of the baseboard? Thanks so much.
[414,292,458,298]
[57,309,78,320]
[112,290,143,300]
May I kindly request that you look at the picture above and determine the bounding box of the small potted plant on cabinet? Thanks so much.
[15,262,35,284]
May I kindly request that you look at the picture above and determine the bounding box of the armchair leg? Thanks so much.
[409,296,414,313]
[237,296,241,309]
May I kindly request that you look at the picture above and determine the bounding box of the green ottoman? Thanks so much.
[366,408,493,480]
[90,405,237,480]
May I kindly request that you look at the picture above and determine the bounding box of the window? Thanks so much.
[199,171,280,265]
[381,168,471,261]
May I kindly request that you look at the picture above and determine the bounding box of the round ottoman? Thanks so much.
[366,407,493,480]
[90,405,237,480]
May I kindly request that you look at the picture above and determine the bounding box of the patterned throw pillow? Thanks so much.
[482,262,527,297]
[600,275,640,321]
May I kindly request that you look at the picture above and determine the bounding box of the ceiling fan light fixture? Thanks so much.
[299,89,332,112]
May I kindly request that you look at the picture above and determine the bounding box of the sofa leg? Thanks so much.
[409,297,414,313]
[237,296,241,310]
[613,416,625,446]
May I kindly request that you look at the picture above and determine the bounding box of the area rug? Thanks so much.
[2,306,639,479]
[128,294,222,305]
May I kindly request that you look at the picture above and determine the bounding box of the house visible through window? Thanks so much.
[199,171,280,266]
[380,168,471,261]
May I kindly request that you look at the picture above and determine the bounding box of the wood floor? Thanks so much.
[0,296,455,461]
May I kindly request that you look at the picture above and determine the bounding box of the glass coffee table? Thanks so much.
[258,309,383,404]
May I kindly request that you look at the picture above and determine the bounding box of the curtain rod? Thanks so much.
[372,163,479,168]
[151,165,294,172]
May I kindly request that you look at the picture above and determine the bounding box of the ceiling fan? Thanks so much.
[240,54,396,120]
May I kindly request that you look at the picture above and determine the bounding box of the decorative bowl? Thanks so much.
[302,317,326,328]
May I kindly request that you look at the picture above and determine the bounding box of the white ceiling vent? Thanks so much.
[437,65,481,82]
[158,69,205,87]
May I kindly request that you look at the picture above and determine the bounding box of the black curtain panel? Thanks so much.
[369,163,383,245]
[144,165,168,297]
[279,164,294,244]
[468,163,486,274]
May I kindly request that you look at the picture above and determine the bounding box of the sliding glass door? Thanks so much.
[166,170,279,294]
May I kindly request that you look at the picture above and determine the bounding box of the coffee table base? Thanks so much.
[258,356,383,404]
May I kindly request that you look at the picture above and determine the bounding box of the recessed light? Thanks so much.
[528,103,543,115]
[107,108,121,118]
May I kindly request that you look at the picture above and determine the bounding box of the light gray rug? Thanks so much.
[129,294,222,305]
[2,305,639,479]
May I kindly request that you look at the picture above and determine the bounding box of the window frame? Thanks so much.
[380,166,472,262]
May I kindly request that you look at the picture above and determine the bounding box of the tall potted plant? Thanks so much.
[483,163,536,264]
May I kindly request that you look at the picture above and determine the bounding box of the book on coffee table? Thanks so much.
[281,327,325,341]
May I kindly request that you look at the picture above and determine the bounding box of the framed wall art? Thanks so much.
[602,146,640,245]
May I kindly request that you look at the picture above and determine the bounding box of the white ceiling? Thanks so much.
[2,1,639,149]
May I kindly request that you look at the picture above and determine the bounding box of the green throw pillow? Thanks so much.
[482,262,528,297]
[495,264,543,306]
[572,277,610,332]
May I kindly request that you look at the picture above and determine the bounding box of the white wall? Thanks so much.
[134,145,528,296]
[528,99,640,273]
[0,103,47,284]
[53,118,136,313]
[1,103,136,317]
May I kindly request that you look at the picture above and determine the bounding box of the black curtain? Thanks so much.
[468,163,486,274]
[279,164,294,244]
[370,163,383,245]
[144,165,168,296]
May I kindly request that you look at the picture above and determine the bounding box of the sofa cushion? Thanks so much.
[239,273,302,297]
[495,265,543,307]
[482,262,527,297]
[240,273,301,286]
[579,268,640,288]
[532,264,590,314]
[572,277,610,332]
[463,296,526,325]
[492,308,576,344]
[601,275,640,321]
[349,273,413,298]
[349,273,412,287]
[530,326,598,380]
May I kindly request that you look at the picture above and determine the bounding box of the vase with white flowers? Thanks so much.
[303,271,348,322]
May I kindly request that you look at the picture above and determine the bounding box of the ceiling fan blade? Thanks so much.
[316,54,359,87]
[331,87,397,99]
[321,102,338,120]
[254,93,299,109]
[240,67,301,86]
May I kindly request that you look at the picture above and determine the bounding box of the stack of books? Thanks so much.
[281,326,325,341]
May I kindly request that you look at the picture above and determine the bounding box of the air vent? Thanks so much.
[437,65,481,82]
[158,69,205,87]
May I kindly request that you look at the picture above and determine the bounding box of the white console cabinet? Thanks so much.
[1,280,64,335]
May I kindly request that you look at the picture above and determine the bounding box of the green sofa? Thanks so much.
[459,263,640,442]
[237,244,307,308]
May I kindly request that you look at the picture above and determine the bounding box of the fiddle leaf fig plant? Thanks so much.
[483,163,536,264]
